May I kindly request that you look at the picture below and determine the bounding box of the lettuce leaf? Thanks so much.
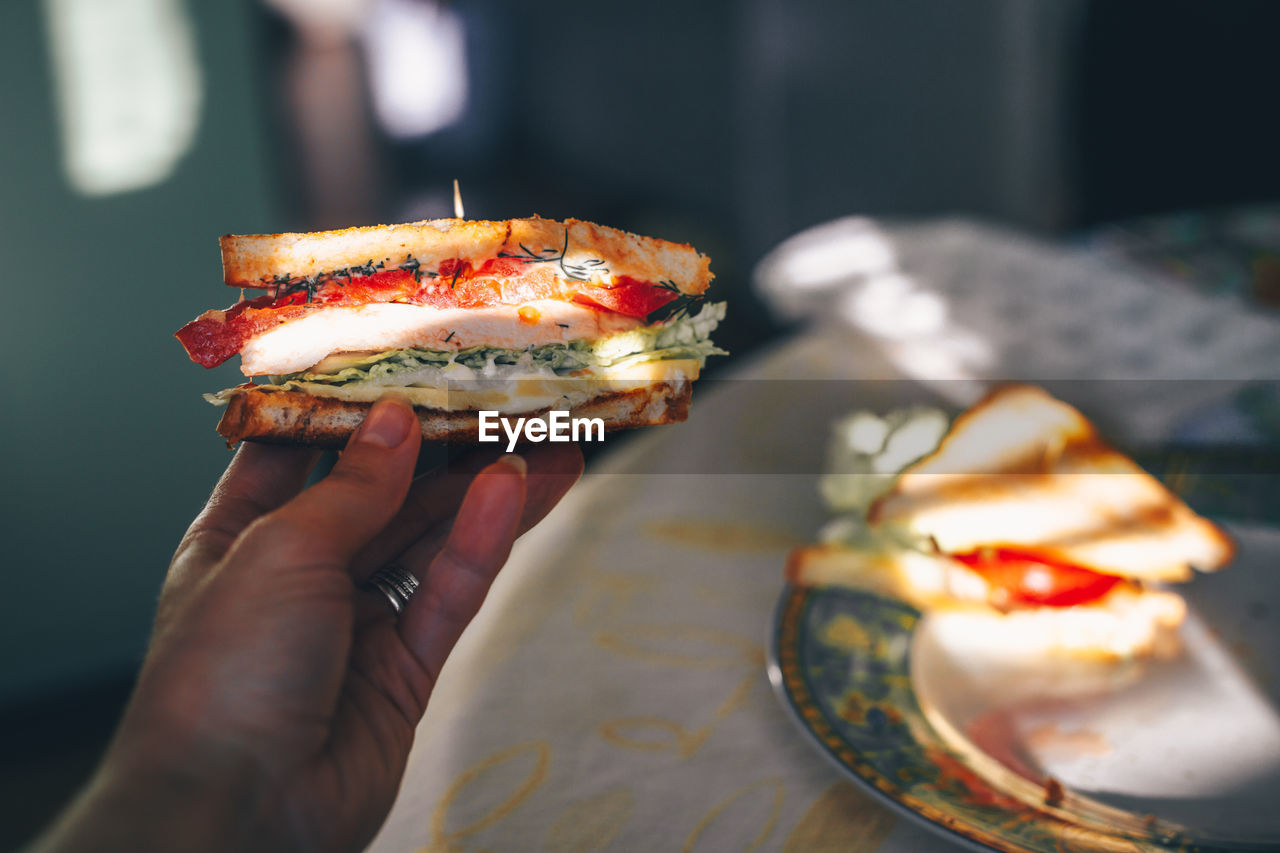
[285,301,727,387]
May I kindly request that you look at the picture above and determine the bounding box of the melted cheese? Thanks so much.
[239,300,644,376]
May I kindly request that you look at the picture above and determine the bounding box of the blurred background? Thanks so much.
[3,0,1279,845]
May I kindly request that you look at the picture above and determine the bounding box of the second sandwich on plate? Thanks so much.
[787,385,1234,662]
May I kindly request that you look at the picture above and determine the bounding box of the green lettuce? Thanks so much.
[284,301,727,387]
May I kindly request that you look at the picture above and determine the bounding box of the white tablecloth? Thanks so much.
[368,330,948,852]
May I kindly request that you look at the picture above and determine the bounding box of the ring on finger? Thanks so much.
[365,564,419,615]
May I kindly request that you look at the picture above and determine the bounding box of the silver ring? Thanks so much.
[365,565,419,615]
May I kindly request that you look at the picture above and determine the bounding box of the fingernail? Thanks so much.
[500,454,527,477]
[358,399,413,448]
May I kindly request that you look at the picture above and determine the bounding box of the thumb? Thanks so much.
[235,396,422,569]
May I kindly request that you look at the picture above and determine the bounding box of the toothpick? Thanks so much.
[453,179,465,219]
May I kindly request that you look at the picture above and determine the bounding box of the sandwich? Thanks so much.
[786,385,1233,661]
[176,217,724,447]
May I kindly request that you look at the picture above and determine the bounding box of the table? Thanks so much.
[369,219,1280,852]
[368,330,954,852]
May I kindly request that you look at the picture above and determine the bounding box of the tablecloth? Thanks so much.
[368,219,1280,852]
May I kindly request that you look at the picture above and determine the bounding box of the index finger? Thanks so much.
[231,397,422,571]
[348,442,582,580]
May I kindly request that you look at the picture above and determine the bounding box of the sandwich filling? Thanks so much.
[810,534,1133,612]
[177,258,688,370]
[949,546,1125,610]
[180,250,725,414]
[235,301,646,375]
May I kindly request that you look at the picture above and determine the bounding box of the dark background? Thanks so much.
[3,0,1279,845]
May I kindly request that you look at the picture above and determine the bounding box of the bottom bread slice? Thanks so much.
[215,380,693,448]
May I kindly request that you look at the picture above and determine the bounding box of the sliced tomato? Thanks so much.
[311,268,417,304]
[472,257,531,278]
[572,275,679,317]
[410,260,556,308]
[951,547,1123,608]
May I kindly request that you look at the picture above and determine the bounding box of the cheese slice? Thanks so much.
[272,358,702,413]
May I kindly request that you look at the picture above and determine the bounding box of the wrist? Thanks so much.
[29,738,266,853]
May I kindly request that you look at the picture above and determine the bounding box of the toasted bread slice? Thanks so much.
[786,543,1185,661]
[215,381,692,448]
[220,217,714,294]
[868,385,1233,582]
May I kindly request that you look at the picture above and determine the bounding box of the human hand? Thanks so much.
[31,397,582,853]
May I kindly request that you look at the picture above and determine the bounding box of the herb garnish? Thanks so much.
[498,229,609,282]
[345,259,383,277]
[398,257,422,281]
[649,279,705,322]
[270,273,320,303]
[267,259,385,301]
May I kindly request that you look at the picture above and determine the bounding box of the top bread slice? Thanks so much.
[868,385,1233,582]
[220,217,714,295]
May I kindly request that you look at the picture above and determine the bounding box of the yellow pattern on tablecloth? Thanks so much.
[783,782,897,852]
[545,787,635,853]
[683,777,786,853]
[416,740,550,853]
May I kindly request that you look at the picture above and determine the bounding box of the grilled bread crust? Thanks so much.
[216,382,692,448]
[221,217,714,295]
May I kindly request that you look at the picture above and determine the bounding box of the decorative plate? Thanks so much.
[767,526,1280,853]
